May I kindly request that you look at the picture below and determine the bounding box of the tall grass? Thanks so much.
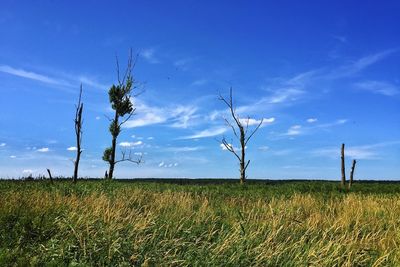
[0,180,399,266]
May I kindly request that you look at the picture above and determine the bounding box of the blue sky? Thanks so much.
[0,1,399,179]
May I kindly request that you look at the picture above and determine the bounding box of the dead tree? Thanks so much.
[341,143,346,187]
[47,168,53,184]
[349,159,357,189]
[73,84,83,183]
[102,50,142,179]
[219,87,263,184]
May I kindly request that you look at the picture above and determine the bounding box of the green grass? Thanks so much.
[1,179,400,266]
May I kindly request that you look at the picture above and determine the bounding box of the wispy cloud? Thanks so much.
[123,99,199,129]
[307,118,318,123]
[141,48,159,64]
[282,119,347,137]
[312,141,400,160]
[354,80,399,96]
[180,126,227,139]
[37,147,50,152]
[0,64,108,90]
[0,143,6,147]
[67,146,77,151]
[164,146,203,152]
[0,65,68,86]
[285,125,302,136]
[325,49,397,79]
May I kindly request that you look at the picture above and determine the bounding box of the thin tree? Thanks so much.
[219,87,263,184]
[349,159,357,189]
[103,50,142,179]
[73,84,83,183]
[341,143,346,188]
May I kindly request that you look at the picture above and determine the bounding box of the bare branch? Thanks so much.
[245,118,263,146]
[221,137,241,161]
[118,108,136,127]
[115,149,143,165]
[224,117,239,139]
[244,160,250,171]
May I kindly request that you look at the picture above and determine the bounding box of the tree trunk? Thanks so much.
[73,103,83,183]
[349,159,356,189]
[240,127,246,184]
[108,112,119,180]
[341,143,346,187]
[47,168,53,184]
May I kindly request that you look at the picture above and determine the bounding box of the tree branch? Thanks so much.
[115,149,143,165]
[245,118,263,146]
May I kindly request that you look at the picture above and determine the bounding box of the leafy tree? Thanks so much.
[103,50,142,179]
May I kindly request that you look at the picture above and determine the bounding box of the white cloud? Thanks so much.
[286,125,302,136]
[10,155,16,158]
[37,147,50,152]
[67,146,77,151]
[158,161,165,167]
[123,99,198,128]
[119,141,143,147]
[95,116,101,120]
[0,65,65,85]
[147,137,154,140]
[0,65,108,91]
[315,119,347,128]
[180,126,227,139]
[124,112,166,128]
[307,118,318,123]
[0,143,5,147]
[174,162,179,167]
[354,81,399,96]
[22,169,33,174]
[238,117,275,126]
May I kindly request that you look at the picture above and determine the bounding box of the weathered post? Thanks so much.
[47,168,53,184]
[341,143,346,188]
[349,159,357,189]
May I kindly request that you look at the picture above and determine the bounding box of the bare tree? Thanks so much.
[349,159,357,189]
[73,84,83,183]
[341,143,346,188]
[103,50,142,179]
[219,87,263,184]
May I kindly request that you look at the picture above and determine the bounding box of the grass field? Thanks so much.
[1,179,400,266]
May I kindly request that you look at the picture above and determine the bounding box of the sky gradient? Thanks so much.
[0,1,399,179]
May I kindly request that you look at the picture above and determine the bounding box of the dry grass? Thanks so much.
[0,181,399,266]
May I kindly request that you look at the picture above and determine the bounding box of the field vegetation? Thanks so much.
[1,179,400,266]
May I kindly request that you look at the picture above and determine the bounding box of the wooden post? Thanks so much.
[341,143,346,188]
[47,168,53,184]
[349,159,356,189]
